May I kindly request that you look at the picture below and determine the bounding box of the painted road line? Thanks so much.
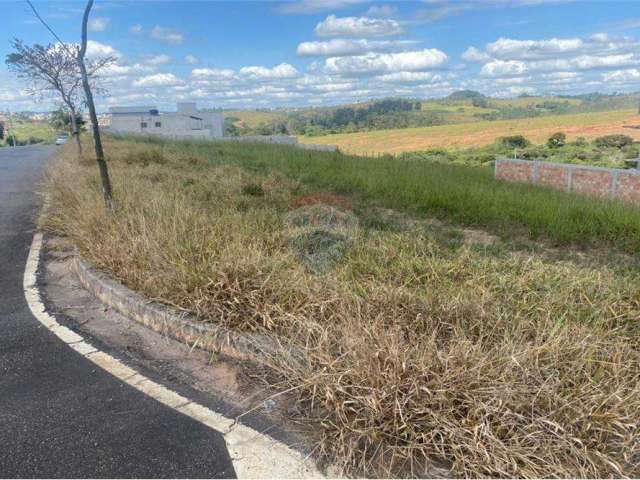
[24,232,324,479]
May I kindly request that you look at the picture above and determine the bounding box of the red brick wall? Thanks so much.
[495,159,640,203]
[570,169,612,198]
[538,164,568,190]
[616,173,640,202]
[495,162,534,183]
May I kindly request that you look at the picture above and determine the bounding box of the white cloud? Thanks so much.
[602,68,640,82]
[239,63,299,79]
[185,55,199,65]
[130,24,142,34]
[461,46,490,62]
[297,38,418,57]
[480,54,640,77]
[375,71,444,83]
[133,73,184,87]
[86,40,121,59]
[324,49,448,75]
[486,37,585,60]
[100,63,154,77]
[144,54,171,65]
[315,15,404,37]
[88,17,110,32]
[276,0,367,14]
[150,26,184,44]
[191,68,236,79]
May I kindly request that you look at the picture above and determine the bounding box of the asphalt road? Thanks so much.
[0,145,236,478]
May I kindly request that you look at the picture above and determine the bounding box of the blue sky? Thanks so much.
[2,0,640,112]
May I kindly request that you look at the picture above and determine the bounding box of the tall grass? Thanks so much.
[45,136,640,478]
[126,135,640,254]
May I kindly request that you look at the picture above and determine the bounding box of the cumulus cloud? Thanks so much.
[86,40,122,59]
[297,39,418,57]
[602,68,640,82]
[133,73,184,87]
[191,68,236,79]
[185,55,199,64]
[461,46,490,62]
[239,63,299,79]
[88,17,110,32]
[144,54,171,65]
[100,63,154,77]
[324,49,448,75]
[315,15,404,37]
[150,26,184,44]
[375,71,444,83]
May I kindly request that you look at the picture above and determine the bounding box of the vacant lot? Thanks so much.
[46,136,640,478]
[301,109,640,154]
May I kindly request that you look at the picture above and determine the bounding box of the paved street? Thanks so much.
[0,146,236,478]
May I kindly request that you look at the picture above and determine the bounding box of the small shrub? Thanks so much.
[594,134,633,149]
[499,135,530,149]
[289,228,351,273]
[547,132,566,148]
[571,137,588,146]
[241,183,265,196]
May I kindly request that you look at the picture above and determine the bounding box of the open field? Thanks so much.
[1,120,55,146]
[300,109,640,154]
[45,135,640,478]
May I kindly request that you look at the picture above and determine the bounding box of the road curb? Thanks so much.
[72,256,300,365]
[27,234,323,478]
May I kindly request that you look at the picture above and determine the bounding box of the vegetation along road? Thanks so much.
[0,145,236,478]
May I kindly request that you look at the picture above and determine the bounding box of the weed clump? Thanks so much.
[242,183,265,196]
[289,228,351,273]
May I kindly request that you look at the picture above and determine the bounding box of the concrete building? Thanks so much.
[107,102,223,139]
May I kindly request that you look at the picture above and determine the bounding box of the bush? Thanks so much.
[547,132,566,148]
[241,183,265,196]
[499,135,530,149]
[594,134,634,149]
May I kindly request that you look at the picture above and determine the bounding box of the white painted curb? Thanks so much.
[24,232,323,479]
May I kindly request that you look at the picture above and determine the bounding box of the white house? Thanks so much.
[107,102,223,139]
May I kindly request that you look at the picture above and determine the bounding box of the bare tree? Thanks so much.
[79,0,113,209]
[5,39,112,157]
[14,0,115,210]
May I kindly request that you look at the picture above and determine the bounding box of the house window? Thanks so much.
[141,122,148,128]
[155,122,161,128]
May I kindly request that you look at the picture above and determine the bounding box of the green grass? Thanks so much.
[122,134,640,254]
[1,120,55,146]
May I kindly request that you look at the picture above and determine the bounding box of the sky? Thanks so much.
[1,0,640,112]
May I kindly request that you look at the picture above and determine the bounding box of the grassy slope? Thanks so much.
[46,136,640,478]
[147,136,640,254]
[300,109,640,154]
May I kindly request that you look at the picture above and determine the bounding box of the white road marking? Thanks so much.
[23,232,323,479]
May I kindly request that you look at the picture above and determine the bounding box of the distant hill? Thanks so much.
[220,92,640,137]
[446,90,486,101]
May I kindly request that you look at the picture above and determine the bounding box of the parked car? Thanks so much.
[55,134,68,146]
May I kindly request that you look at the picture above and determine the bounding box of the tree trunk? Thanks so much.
[78,0,113,210]
[69,107,83,157]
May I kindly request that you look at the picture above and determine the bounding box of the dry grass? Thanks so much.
[45,136,640,478]
[300,109,640,154]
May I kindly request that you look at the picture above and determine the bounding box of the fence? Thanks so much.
[495,158,640,202]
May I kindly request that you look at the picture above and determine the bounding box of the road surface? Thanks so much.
[0,145,236,478]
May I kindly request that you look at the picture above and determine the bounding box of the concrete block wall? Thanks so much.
[495,159,640,202]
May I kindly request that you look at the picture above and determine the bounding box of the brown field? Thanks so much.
[300,109,640,154]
